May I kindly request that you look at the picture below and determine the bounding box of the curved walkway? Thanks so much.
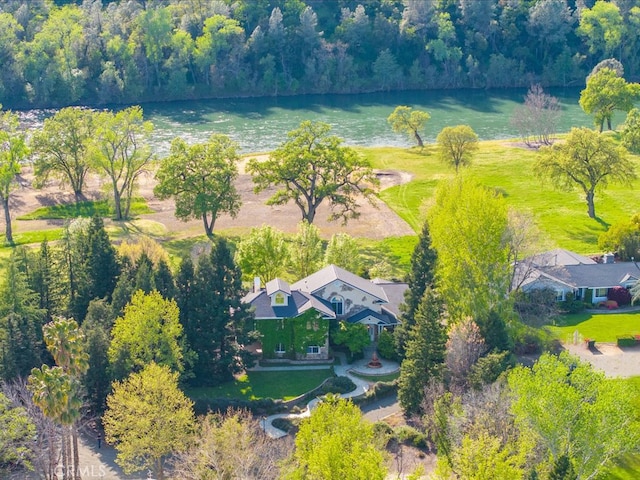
[260,351,399,438]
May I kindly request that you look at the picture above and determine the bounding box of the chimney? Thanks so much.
[253,277,262,292]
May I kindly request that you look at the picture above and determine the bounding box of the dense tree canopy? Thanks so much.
[508,352,640,479]
[282,396,387,480]
[3,1,640,108]
[108,290,185,380]
[248,121,379,225]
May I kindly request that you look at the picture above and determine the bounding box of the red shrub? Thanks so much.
[608,286,632,306]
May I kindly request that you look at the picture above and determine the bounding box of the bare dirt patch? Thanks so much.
[563,341,640,378]
[8,166,415,240]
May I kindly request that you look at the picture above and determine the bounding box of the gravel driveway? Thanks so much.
[563,341,640,378]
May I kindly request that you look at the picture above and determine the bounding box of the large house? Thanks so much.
[242,265,408,360]
[514,248,640,304]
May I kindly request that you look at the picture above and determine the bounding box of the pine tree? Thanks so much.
[184,238,254,386]
[153,259,176,300]
[395,221,437,358]
[398,287,447,415]
[0,255,46,380]
[476,309,510,352]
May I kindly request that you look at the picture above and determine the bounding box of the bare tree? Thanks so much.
[3,379,58,480]
[445,319,487,394]
[173,409,292,480]
[510,84,561,147]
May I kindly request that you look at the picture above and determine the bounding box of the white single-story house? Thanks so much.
[243,265,407,360]
[514,248,640,304]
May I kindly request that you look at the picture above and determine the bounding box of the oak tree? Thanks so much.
[534,127,636,219]
[387,106,431,148]
[154,134,242,237]
[436,124,479,173]
[579,67,640,132]
[247,121,379,224]
[91,106,154,220]
[30,107,95,202]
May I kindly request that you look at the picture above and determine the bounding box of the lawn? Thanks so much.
[186,369,334,402]
[17,197,153,220]
[360,141,640,254]
[549,311,640,343]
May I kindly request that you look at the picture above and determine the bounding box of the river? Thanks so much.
[19,88,604,156]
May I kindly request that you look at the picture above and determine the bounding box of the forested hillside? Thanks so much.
[1,0,638,108]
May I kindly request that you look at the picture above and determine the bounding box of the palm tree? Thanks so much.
[28,365,71,480]
[43,317,89,480]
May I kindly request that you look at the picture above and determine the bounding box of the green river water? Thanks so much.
[22,88,608,155]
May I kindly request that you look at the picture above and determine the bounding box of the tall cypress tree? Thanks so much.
[397,287,447,415]
[395,220,437,358]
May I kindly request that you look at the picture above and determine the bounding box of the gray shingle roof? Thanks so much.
[266,278,291,295]
[374,281,409,318]
[244,290,335,319]
[291,264,389,302]
[536,262,640,289]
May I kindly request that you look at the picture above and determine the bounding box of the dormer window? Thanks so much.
[274,292,285,305]
[331,296,344,315]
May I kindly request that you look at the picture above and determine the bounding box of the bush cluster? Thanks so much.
[608,286,632,306]
[192,397,283,416]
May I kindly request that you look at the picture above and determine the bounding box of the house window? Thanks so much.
[594,288,608,297]
[307,345,320,355]
[274,293,285,305]
[331,296,344,315]
[555,290,565,302]
[275,343,286,354]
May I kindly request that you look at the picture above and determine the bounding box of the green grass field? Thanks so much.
[17,198,153,220]
[360,141,640,254]
[549,312,640,343]
[185,369,333,402]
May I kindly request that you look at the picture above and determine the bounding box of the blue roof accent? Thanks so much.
[346,308,397,325]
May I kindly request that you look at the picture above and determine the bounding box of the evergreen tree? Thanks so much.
[66,216,119,322]
[133,253,154,294]
[398,288,447,415]
[549,455,577,480]
[153,259,176,300]
[184,238,254,386]
[476,309,510,352]
[29,240,65,322]
[82,299,114,413]
[0,255,46,380]
[110,256,136,318]
[395,221,437,358]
